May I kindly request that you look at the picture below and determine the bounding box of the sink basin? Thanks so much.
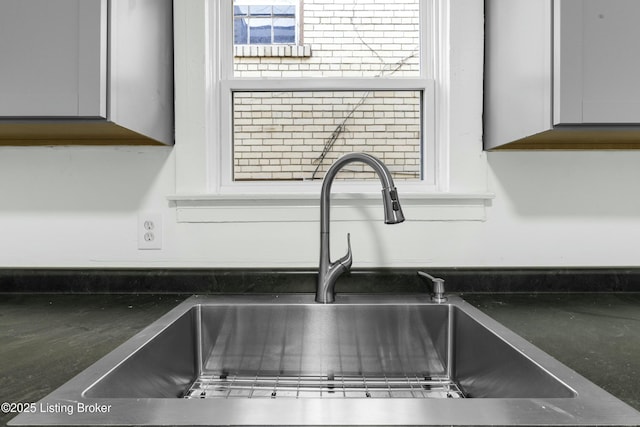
[10,294,640,426]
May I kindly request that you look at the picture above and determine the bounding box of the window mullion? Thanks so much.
[270,7,274,44]
[224,78,432,92]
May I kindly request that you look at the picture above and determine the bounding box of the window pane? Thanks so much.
[233,91,422,182]
[248,18,273,44]
[234,0,420,77]
[273,5,295,16]
[248,5,272,17]
[233,5,248,16]
[273,18,295,44]
[234,17,248,44]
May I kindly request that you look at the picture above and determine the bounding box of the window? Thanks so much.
[172,1,492,222]
[234,1,299,45]
[216,0,434,193]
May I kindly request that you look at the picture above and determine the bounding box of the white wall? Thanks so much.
[0,146,174,267]
[2,146,640,268]
[485,151,640,267]
[2,0,640,269]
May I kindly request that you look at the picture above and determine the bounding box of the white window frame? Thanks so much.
[171,1,493,222]
[213,0,438,196]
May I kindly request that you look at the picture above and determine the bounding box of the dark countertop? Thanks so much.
[0,295,187,427]
[0,292,638,426]
[462,293,640,412]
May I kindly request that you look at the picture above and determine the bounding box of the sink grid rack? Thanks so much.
[183,373,466,399]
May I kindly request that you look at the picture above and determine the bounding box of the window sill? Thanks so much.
[234,44,312,58]
[167,192,494,223]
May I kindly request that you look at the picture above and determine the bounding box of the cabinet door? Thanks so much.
[0,0,106,118]
[555,0,640,124]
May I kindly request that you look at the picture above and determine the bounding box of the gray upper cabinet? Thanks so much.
[0,0,106,118]
[0,0,173,145]
[485,0,640,150]
[556,0,640,125]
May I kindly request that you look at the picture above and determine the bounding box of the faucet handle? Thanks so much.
[417,271,447,303]
[336,233,353,270]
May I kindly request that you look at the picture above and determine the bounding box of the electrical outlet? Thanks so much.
[138,213,162,250]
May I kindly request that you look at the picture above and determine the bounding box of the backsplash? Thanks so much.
[0,268,638,293]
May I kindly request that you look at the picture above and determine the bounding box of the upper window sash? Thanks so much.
[218,1,435,80]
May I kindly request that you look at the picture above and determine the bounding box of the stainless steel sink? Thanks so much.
[10,294,640,426]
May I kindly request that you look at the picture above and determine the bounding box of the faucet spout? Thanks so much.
[316,153,405,304]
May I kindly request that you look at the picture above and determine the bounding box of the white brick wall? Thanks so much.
[234,0,421,181]
[234,90,421,181]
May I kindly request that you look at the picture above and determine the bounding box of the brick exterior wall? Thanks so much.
[233,0,421,181]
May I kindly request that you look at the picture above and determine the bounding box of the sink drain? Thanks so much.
[184,373,465,399]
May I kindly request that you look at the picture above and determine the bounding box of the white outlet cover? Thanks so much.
[138,213,163,250]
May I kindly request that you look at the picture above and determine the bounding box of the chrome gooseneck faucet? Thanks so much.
[316,153,405,303]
